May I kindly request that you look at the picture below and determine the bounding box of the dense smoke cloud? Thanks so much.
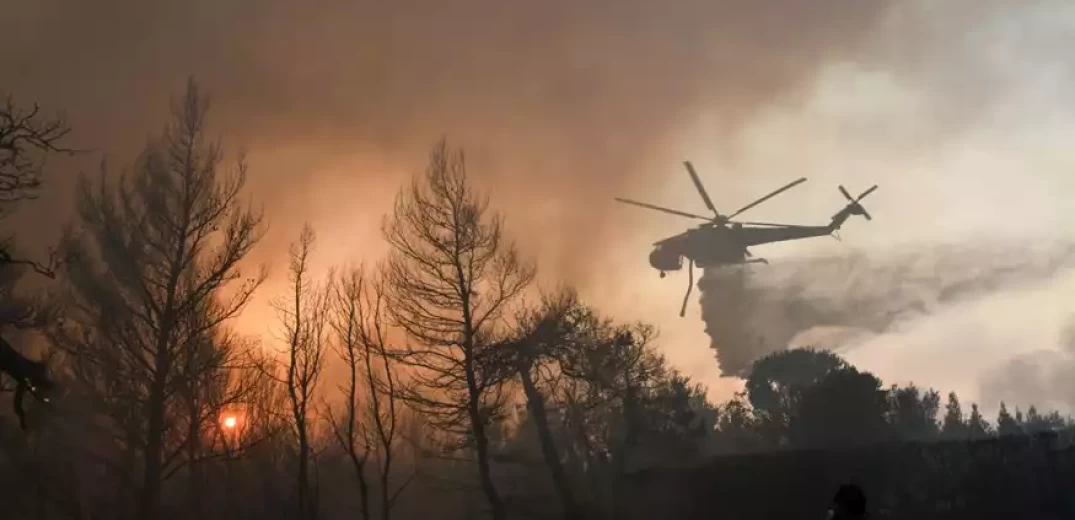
[1,0,892,285]
[978,315,1075,414]
[700,241,1075,377]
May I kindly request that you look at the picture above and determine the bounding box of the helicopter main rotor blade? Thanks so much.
[614,198,711,221]
[858,185,877,220]
[683,161,721,219]
[726,177,808,220]
[839,185,853,201]
[736,220,818,228]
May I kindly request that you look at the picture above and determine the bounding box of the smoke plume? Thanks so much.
[977,312,1075,415]
[700,241,1075,377]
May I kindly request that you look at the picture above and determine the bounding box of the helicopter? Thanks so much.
[615,161,877,317]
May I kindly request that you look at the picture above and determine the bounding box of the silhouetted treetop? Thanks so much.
[886,384,941,441]
[789,366,889,450]
[381,138,535,520]
[746,347,846,421]
[0,96,73,207]
[51,78,267,520]
[0,96,78,278]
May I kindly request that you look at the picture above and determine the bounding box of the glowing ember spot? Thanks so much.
[223,416,237,429]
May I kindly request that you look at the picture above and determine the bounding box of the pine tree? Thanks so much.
[967,403,992,440]
[1023,405,1066,435]
[941,391,967,439]
[996,402,1022,437]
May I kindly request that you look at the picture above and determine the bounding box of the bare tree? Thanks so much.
[0,98,71,452]
[382,139,535,520]
[0,95,76,278]
[272,223,328,520]
[327,266,412,520]
[52,77,266,519]
[0,96,72,205]
[497,290,585,520]
[540,310,705,516]
[326,266,373,520]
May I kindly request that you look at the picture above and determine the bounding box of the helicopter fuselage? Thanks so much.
[649,226,749,271]
[648,222,838,273]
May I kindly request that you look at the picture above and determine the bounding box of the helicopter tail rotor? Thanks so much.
[836,184,877,221]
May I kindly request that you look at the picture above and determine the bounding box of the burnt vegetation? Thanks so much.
[0,80,1072,520]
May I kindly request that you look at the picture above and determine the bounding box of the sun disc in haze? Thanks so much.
[223,416,237,429]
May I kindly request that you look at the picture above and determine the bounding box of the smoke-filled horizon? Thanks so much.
[4,0,1075,410]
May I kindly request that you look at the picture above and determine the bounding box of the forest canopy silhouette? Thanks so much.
[0,80,1073,520]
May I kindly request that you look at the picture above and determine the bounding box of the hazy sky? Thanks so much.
[3,0,1075,413]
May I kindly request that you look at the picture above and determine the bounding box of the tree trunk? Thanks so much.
[121,421,139,517]
[464,357,506,520]
[298,428,310,520]
[186,394,205,517]
[137,373,167,520]
[459,274,507,520]
[378,448,391,520]
[611,372,641,520]
[356,460,372,520]
[343,437,372,520]
[518,365,583,520]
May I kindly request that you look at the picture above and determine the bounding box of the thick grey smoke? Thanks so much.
[700,241,1075,377]
[0,0,893,287]
[978,316,1075,415]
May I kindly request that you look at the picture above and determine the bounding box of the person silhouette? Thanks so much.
[828,484,868,520]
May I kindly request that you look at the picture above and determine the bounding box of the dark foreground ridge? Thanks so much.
[624,431,1075,520]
